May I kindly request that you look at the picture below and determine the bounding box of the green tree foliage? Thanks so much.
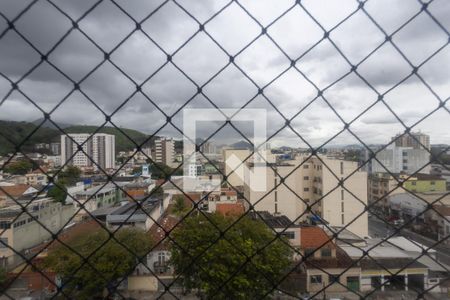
[47,181,67,204]
[171,195,189,216]
[64,125,151,152]
[170,213,293,299]
[150,162,175,179]
[0,267,7,286]
[0,120,59,155]
[43,228,152,299]
[58,166,81,186]
[3,159,36,175]
[343,149,362,162]
[0,120,153,155]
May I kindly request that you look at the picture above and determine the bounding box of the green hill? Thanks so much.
[0,121,154,156]
[64,125,153,152]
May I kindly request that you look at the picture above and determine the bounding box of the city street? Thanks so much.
[369,216,450,266]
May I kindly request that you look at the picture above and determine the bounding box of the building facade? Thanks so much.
[60,133,116,170]
[154,138,175,167]
[368,173,446,208]
[0,198,73,268]
[370,132,431,175]
[393,132,430,150]
[244,155,369,238]
[371,144,431,175]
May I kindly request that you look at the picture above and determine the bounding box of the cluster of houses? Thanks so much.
[0,133,449,298]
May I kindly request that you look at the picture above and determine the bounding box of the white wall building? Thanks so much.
[371,132,431,175]
[0,198,73,268]
[61,133,116,170]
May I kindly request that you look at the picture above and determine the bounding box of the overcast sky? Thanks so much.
[0,0,449,147]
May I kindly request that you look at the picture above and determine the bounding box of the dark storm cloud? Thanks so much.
[0,0,448,146]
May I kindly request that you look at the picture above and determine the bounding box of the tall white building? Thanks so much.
[61,133,116,170]
[155,138,175,167]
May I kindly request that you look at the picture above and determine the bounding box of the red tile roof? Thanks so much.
[0,184,32,197]
[300,227,335,249]
[216,202,245,216]
[149,215,179,250]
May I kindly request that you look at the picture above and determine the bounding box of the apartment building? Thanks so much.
[0,198,73,268]
[73,184,121,220]
[223,148,276,188]
[154,138,175,167]
[369,173,447,208]
[393,132,430,150]
[371,132,431,175]
[61,133,115,170]
[50,142,61,155]
[244,155,368,238]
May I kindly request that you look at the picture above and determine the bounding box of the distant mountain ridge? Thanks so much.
[32,118,73,130]
[230,140,253,149]
[0,120,154,156]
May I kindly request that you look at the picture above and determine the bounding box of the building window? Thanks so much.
[321,248,332,257]
[0,237,8,248]
[304,248,315,257]
[158,252,166,264]
[304,188,309,192]
[303,164,309,169]
[341,202,344,213]
[281,231,295,239]
[0,221,11,229]
[303,176,309,180]
[403,151,408,156]
[403,159,408,163]
[329,274,340,284]
[341,214,344,225]
[341,190,344,200]
[310,275,322,284]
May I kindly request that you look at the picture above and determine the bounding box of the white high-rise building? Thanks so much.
[155,138,175,167]
[61,133,116,170]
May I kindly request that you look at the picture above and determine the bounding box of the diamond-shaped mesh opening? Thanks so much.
[0,0,449,299]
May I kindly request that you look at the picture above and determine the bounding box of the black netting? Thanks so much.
[0,0,449,299]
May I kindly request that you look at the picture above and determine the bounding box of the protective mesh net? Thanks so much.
[0,0,449,299]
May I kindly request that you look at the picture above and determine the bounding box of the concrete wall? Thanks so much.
[306,267,361,293]
[127,275,158,292]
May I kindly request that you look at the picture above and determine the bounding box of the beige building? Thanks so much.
[0,198,74,268]
[299,227,361,293]
[244,155,368,238]
[223,148,276,189]
[154,138,175,167]
[393,132,430,150]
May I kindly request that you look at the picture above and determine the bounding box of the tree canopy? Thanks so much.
[171,195,190,217]
[43,227,152,299]
[3,159,37,175]
[170,213,293,299]
[47,181,67,204]
[57,166,81,186]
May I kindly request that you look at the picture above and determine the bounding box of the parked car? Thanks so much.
[393,219,404,226]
